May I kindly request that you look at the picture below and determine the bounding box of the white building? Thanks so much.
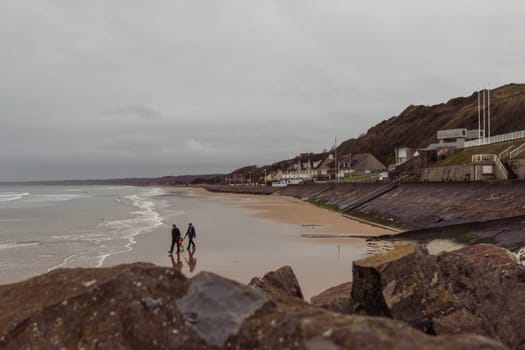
[426,128,483,150]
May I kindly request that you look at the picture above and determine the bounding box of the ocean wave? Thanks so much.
[141,187,167,197]
[47,254,77,272]
[0,241,40,250]
[0,192,30,202]
[93,190,163,266]
[8,187,165,270]
[27,194,93,203]
[51,232,110,242]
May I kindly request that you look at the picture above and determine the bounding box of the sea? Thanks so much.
[0,185,164,282]
[0,184,384,299]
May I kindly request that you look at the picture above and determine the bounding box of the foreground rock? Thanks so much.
[310,282,352,313]
[352,243,525,350]
[249,265,304,300]
[0,263,506,349]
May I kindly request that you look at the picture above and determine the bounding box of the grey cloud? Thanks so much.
[109,105,163,120]
[0,0,524,181]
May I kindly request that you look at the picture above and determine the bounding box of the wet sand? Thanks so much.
[192,187,393,236]
[103,187,396,300]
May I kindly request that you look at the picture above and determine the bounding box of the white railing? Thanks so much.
[471,154,508,179]
[464,130,525,148]
[510,143,525,159]
[493,156,509,179]
[499,145,515,159]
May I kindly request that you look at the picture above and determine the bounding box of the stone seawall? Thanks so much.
[279,181,525,251]
[202,182,525,229]
[276,181,525,228]
[200,182,525,250]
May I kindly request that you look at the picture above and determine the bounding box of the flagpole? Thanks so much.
[478,90,481,142]
[488,84,491,140]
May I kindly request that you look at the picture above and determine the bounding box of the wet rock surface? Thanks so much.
[0,261,509,349]
[249,265,304,300]
[310,282,352,313]
[176,271,269,347]
[351,243,525,349]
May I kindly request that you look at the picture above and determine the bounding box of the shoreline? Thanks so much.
[103,186,395,300]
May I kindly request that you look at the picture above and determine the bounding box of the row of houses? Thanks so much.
[266,129,475,186]
[266,151,387,185]
[230,127,524,187]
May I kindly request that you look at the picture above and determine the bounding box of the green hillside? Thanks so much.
[435,141,525,167]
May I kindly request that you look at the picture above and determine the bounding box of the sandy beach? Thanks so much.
[191,187,396,236]
[103,187,396,300]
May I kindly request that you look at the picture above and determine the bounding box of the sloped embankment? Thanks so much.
[280,182,525,250]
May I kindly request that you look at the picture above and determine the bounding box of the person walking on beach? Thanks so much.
[184,222,196,250]
[169,224,182,255]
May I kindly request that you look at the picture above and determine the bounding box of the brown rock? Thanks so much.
[0,262,508,349]
[310,282,352,313]
[351,243,525,349]
[249,265,304,299]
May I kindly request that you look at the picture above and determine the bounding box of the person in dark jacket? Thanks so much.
[169,224,182,255]
[184,222,196,250]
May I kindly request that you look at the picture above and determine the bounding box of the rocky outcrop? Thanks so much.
[249,265,304,300]
[0,262,508,349]
[351,243,525,349]
[310,282,352,313]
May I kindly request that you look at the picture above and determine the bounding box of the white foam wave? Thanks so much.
[29,194,92,203]
[51,232,110,242]
[47,255,77,272]
[0,241,40,250]
[93,189,163,266]
[0,192,30,202]
[21,187,164,270]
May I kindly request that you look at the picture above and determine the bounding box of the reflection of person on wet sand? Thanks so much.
[184,248,197,273]
[170,252,183,271]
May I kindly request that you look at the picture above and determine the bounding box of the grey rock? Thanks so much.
[142,297,161,310]
[249,265,304,299]
[0,262,509,350]
[176,271,270,347]
[352,243,525,349]
[310,282,352,313]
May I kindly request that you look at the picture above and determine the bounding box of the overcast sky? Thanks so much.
[1,0,524,181]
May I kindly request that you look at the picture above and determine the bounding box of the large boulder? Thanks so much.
[352,243,525,349]
[310,282,352,313]
[0,262,507,349]
[249,265,304,299]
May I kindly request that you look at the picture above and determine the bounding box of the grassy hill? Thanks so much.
[337,83,525,166]
[434,141,525,167]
